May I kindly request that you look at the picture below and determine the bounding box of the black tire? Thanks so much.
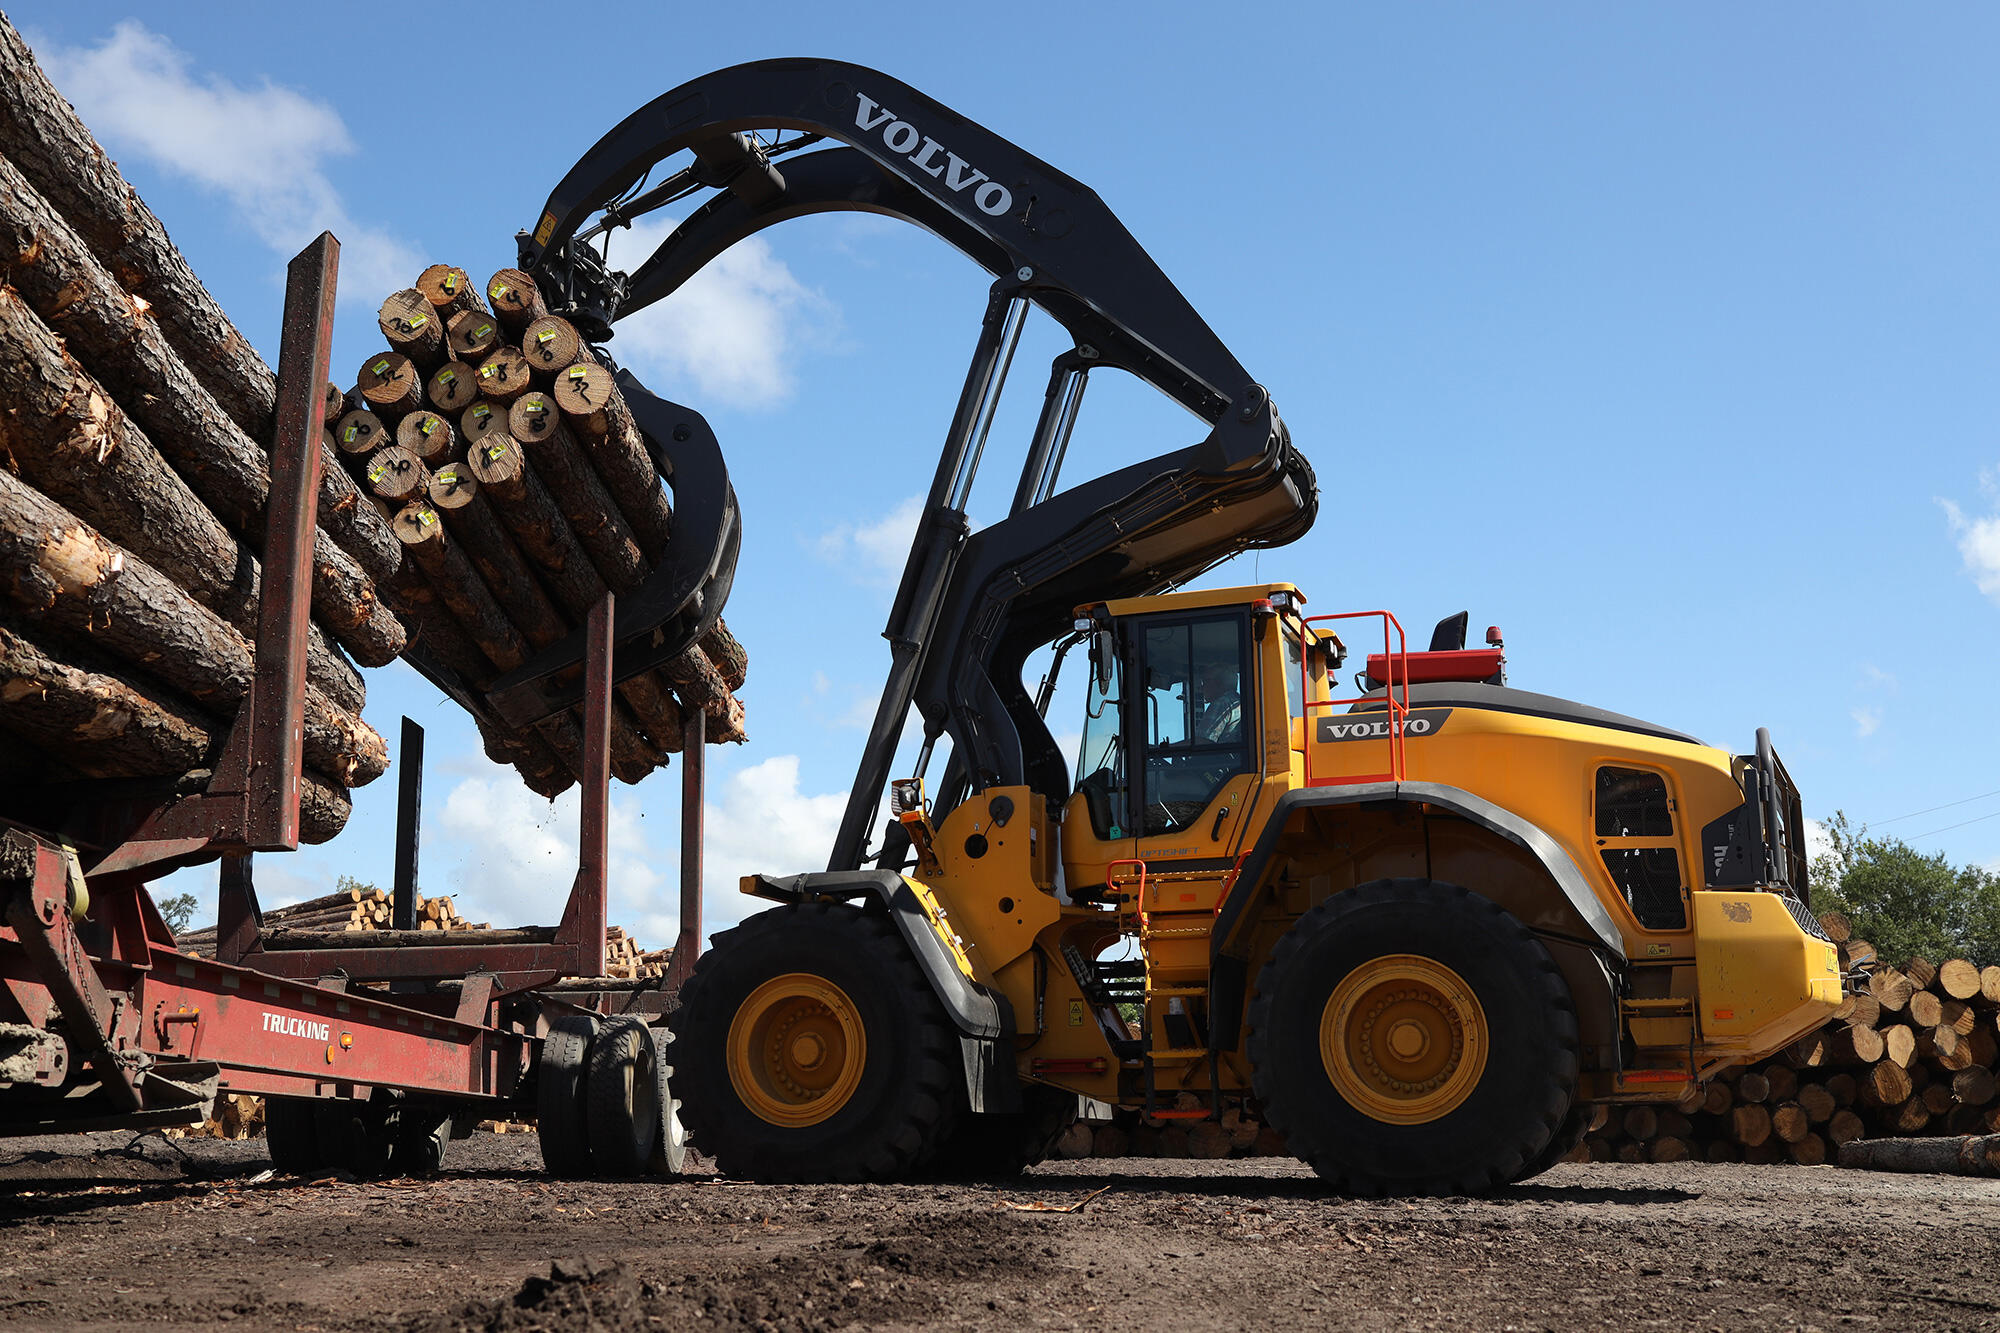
[586,1017,662,1177]
[264,1096,320,1174]
[1247,878,1578,1196]
[314,1096,393,1177]
[391,1103,454,1176]
[670,902,959,1183]
[1520,1100,1594,1180]
[927,1083,1079,1180]
[537,1014,598,1177]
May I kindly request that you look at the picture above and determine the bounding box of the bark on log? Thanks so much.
[378,289,446,370]
[1837,1134,2000,1177]
[428,360,479,414]
[357,351,424,422]
[703,620,748,692]
[484,268,545,330]
[0,290,366,707]
[1939,958,1982,1001]
[398,411,460,466]
[417,265,480,318]
[508,397,647,590]
[392,499,660,784]
[550,362,675,555]
[0,612,211,777]
[0,155,403,591]
[0,470,384,786]
[0,19,276,439]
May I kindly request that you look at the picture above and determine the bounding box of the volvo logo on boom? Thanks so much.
[852,92,1014,218]
[1315,708,1454,744]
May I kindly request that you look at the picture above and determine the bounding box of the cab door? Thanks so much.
[1131,611,1258,864]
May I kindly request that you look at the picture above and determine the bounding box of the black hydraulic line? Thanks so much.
[1009,353,1090,517]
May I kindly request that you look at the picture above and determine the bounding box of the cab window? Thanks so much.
[1074,637,1127,840]
[1138,615,1251,836]
[1594,765,1686,930]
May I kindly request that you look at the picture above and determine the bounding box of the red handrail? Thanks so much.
[1301,611,1408,787]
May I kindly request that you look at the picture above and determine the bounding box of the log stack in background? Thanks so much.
[1570,911,2000,1167]
[0,19,389,839]
[342,265,749,796]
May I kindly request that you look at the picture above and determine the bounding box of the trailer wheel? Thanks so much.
[1248,878,1578,1196]
[927,1083,1078,1179]
[391,1105,455,1175]
[648,1028,687,1178]
[264,1096,321,1173]
[537,1013,598,1177]
[671,902,958,1183]
[586,1017,662,1177]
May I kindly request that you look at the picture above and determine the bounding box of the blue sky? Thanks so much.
[19,5,2000,942]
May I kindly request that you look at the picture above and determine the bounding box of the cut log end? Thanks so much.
[485,268,546,329]
[427,360,478,413]
[475,345,533,403]
[417,264,480,316]
[397,411,460,465]
[446,310,502,363]
[356,351,423,421]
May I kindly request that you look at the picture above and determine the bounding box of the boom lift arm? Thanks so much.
[522,59,1317,868]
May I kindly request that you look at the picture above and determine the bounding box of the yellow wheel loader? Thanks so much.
[519,60,1842,1194]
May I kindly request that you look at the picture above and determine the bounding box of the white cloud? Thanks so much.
[31,22,418,308]
[1943,494,2000,604]
[435,753,847,952]
[1851,706,1882,739]
[815,494,923,584]
[1804,818,1835,866]
[603,215,830,408]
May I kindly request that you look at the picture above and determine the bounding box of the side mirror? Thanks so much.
[1092,629,1116,693]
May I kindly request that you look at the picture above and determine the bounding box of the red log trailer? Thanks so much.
[0,236,694,1177]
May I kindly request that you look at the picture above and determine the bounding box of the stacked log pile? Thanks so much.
[603,926,670,981]
[1571,913,2000,1167]
[341,266,748,796]
[0,20,390,838]
[177,884,492,955]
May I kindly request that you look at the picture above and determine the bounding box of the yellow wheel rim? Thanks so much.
[727,973,867,1127]
[1320,954,1488,1125]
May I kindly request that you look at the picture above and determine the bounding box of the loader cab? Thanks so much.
[1062,586,1296,896]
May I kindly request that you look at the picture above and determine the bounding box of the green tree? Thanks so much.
[1813,811,2000,965]
[157,891,198,934]
[335,873,378,896]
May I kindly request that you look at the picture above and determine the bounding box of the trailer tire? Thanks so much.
[671,901,958,1183]
[265,1096,321,1174]
[587,1017,662,1177]
[537,1014,598,1177]
[1248,878,1577,1196]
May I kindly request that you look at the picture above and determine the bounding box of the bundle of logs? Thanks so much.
[604,925,670,981]
[176,884,492,956]
[1571,912,2000,1167]
[339,266,747,795]
[0,21,392,838]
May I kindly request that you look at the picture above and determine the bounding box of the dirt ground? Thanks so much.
[1,1131,1997,1331]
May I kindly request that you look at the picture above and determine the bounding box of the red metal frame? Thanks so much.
[1302,611,1409,787]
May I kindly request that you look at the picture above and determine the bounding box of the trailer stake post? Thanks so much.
[392,717,424,933]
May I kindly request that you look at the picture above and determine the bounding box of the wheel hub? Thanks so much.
[1320,955,1488,1125]
[727,973,867,1127]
